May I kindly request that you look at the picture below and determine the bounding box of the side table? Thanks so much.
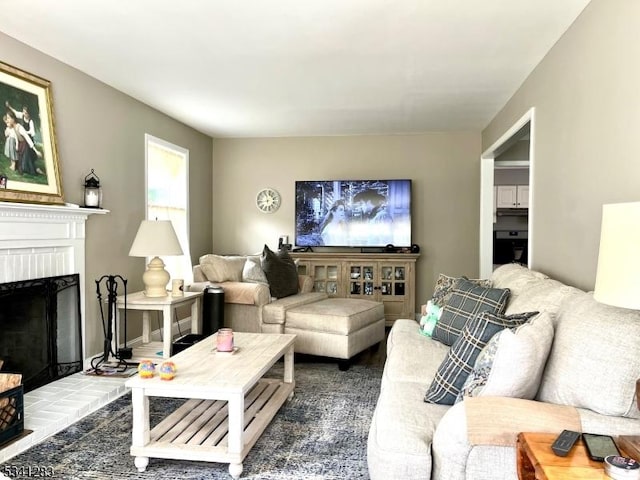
[517,432,629,479]
[116,291,203,360]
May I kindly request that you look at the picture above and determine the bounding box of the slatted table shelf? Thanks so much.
[132,378,293,463]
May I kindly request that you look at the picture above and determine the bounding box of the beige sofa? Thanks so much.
[367,263,640,480]
[189,259,327,334]
[188,254,386,366]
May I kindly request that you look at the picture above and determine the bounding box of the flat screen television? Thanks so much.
[295,179,411,247]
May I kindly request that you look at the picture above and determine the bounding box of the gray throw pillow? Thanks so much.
[260,245,298,298]
[424,310,538,405]
[431,278,510,346]
[242,256,269,285]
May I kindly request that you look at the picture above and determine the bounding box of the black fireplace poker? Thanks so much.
[91,274,130,374]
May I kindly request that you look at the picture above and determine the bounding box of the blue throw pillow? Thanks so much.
[424,310,538,405]
[431,278,510,346]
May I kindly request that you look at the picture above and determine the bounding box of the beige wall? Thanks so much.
[212,133,481,311]
[0,32,213,358]
[482,0,640,291]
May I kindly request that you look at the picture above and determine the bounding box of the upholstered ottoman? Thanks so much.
[284,298,386,369]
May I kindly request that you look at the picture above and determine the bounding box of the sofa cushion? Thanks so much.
[385,319,450,386]
[199,254,246,282]
[432,279,510,346]
[490,263,548,290]
[504,278,572,317]
[261,245,299,298]
[369,380,449,477]
[425,310,536,405]
[537,292,640,419]
[457,312,554,402]
[242,256,269,285]
[431,274,492,307]
[262,292,328,324]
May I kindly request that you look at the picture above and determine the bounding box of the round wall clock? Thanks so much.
[256,188,281,213]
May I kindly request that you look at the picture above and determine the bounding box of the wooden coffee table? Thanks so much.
[517,432,630,479]
[125,332,296,479]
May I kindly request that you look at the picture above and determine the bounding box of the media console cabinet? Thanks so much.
[290,252,419,326]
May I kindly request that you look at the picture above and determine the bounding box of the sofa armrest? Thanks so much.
[186,279,271,307]
[193,265,207,282]
[432,398,581,480]
[186,281,212,293]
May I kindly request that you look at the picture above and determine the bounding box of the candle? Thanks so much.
[171,279,184,297]
[217,328,234,352]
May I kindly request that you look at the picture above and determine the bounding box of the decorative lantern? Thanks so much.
[83,169,102,208]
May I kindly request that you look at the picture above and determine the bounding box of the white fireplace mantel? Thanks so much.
[0,202,108,362]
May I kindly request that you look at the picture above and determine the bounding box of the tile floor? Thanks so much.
[0,372,130,463]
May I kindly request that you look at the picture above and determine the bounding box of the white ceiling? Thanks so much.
[0,0,591,138]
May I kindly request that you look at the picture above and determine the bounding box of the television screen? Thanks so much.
[295,179,411,247]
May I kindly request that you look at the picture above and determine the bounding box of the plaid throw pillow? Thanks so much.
[432,278,510,346]
[431,274,492,307]
[424,310,538,405]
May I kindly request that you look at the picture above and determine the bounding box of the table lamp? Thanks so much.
[593,202,640,310]
[593,201,640,459]
[129,220,183,297]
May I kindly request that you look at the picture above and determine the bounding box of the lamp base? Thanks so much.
[142,256,170,297]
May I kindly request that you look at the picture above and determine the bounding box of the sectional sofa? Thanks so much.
[367,263,640,480]
[188,252,385,366]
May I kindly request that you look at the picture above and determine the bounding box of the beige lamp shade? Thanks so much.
[593,202,640,310]
[129,220,184,297]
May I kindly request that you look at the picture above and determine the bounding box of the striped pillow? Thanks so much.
[432,278,510,346]
[424,310,538,405]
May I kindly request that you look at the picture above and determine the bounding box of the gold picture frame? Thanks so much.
[0,61,63,204]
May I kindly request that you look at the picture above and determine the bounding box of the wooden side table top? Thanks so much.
[116,290,203,308]
[517,432,619,480]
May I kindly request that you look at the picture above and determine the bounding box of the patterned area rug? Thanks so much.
[4,363,382,479]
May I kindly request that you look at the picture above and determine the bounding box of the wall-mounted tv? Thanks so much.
[295,179,411,247]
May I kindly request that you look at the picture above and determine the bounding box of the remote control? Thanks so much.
[551,430,581,457]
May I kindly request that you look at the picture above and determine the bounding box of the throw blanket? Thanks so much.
[465,396,581,446]
[218,281,266,305]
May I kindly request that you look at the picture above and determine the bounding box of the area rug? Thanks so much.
[4,363,382,479]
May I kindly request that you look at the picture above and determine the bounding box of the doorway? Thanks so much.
[479,108,535,278]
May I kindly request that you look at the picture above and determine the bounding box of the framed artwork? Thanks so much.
[0,61,63,204]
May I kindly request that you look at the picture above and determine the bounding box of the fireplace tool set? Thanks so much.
[90,274,131,374]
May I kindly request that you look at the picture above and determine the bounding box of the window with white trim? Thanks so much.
[145,134,192,284]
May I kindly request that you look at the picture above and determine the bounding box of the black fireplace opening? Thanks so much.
[0,274,82,393]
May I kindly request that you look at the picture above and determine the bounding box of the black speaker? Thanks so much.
[385,244,396,253]
[411,244,420,253]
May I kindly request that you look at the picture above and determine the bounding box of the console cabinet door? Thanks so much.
[347,262,378,297]
[300,261,343,296]
[346,260,414,325]
[378,262,412,323]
